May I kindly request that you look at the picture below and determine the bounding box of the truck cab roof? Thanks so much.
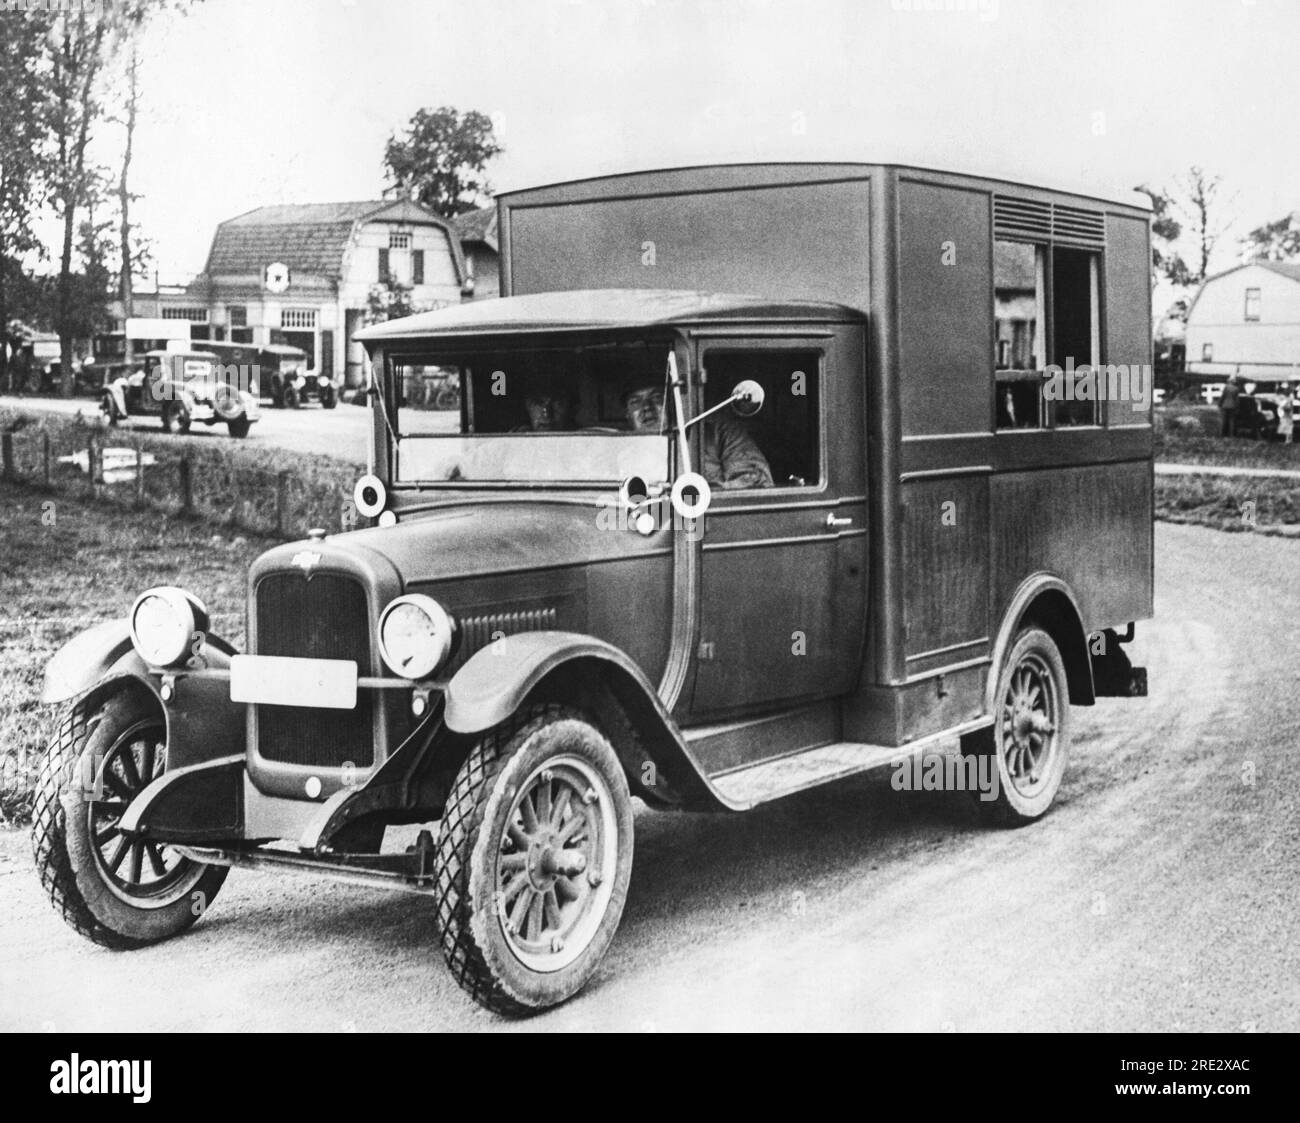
[355,288,865,343]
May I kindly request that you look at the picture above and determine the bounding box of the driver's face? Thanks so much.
[525,393,573,431]
[625,386,665,433]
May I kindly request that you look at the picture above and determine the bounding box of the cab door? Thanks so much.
[687,331,868,720]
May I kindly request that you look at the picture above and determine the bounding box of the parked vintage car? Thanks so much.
[99,349,260,438]
[1234,392,1281,440]
[258,343,333,409]
[32,163,1153,1016]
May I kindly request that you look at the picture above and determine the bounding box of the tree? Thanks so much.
[365,280,418,325]
[48,8,110,396]
[1136,184,1193,291]
[1175,166,1235,283]
[0,19,54,391]
[1239,213,1300,263]
[109,2,193,368]
[383,107,503,219]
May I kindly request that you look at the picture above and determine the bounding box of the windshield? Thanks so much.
[388,341,674,486]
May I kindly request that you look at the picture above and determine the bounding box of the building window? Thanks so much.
[378,248,390,283]
[228,305,247,328]
[412,249,424,286]
[231,328,253,344]
[281,308,317,330]
[161,306,209,322]
[389,231,412,250]
[1244,287,1261,321]
[1203,343,1214,362]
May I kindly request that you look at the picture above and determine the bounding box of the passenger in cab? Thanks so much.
[623,381,773,490]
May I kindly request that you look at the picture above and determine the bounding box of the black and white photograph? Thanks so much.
[0,0,1295,1070]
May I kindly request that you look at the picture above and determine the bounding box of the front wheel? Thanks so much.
[98,394,118,427]
[961,626,1071,826]
[283,385,300,410]
[161,402,190,434]
[433,705,634,1015]
[31,691,228,948]
[226,416,251,439]
[321,387,337,409]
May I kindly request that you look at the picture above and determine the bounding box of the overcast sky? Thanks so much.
[99,0,1300,291]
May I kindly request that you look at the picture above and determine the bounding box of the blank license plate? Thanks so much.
[229,655,358,709]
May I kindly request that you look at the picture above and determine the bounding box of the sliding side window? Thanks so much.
[994,240,1045,429]
[1050,247,1101,427]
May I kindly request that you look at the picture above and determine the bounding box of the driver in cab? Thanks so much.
[624,382,773,490]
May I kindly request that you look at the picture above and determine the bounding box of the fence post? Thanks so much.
[135,440,145,509]
[87,434,101,498]
[42,431,51,487]
[276,470,290,537]
[179,453,193,515]
[1,432,13,482]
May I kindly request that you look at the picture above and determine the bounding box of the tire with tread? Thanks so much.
[433,704,633,1015]
[31,690,227,949]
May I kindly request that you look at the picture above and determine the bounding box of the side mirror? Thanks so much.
[730,379,764,418]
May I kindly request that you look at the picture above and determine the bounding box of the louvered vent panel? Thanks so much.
[1053,204,1106,248]
[994,196,1106,249]
[446,606,559,673]
[994,196,1052,242]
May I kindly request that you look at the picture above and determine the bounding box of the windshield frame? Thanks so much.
[374,330,691,492]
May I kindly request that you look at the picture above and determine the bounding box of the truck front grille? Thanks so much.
[254,572,374,768]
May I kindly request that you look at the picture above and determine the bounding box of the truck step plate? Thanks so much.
[710,741,916,809]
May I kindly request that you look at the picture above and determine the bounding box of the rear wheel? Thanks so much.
[433,705,634,1015]
[99,394,118,427]
[283,385,300,410]
[321,386,337,409]
[226,416,251,438]
[31,690,227,948]
[961,626,1070,825]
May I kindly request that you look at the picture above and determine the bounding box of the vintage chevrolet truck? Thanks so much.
[32,163,1152,1014]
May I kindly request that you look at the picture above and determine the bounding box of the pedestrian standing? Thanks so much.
[1219,374,1241,437]
[1277,385,1295,445]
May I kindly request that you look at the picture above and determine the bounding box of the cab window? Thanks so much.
[701,350,820,489]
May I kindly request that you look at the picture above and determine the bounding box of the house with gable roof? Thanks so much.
[1185,260,1300,384]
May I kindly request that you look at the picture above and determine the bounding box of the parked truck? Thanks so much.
[32,163,1152,1015]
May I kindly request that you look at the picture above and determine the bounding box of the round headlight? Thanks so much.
[130,587,209,667]
[377,595,457,680]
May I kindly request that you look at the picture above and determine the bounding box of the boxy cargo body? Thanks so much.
[496,163,1154,747]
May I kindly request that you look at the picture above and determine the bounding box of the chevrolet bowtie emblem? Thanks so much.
[291,550,322,572]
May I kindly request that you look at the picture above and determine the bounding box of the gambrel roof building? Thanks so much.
[152,198,472,388]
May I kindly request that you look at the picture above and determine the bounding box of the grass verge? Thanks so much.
[0,481,268,826]
[1156,473,1300,535]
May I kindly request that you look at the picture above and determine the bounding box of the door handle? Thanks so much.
[825,513,853,529]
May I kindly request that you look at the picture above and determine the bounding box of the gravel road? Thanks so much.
[1,521,1296,1031]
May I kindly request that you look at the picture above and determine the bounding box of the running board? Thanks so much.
[707,718,992,810]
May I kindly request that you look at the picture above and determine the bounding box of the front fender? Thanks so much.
[42,618,245,773]
[444,631,657,734]
[43,619,137,704]
[444,630,729,812]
